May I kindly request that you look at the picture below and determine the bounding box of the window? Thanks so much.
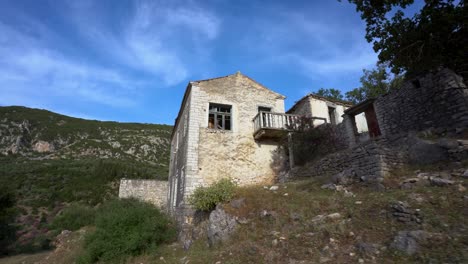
[208,103,232,130]
[328,106,336,125]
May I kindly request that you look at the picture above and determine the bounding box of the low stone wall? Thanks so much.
[118,179,168,208]
[292,138,402,182]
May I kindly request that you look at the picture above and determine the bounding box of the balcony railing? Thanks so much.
[253,112,328,140]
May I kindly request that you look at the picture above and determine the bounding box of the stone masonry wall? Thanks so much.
[375,69,468,139]
[119,179,168,208]
[293,69,468,182]
[195,73,285,187]
[292,138,406,182]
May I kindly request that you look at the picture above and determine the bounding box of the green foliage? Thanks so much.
[188,179,237,211]
[78,198,175,263]
[345,63,405,104]
[0,186,17,255]
[50,204,96,231]
[314,88,345,101]
[289,119,344,166]
[345,0,467,80]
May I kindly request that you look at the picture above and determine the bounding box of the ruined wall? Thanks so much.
[375,69,468,139]
[289,96,368,131]
[292,138,406,182]
[194,73,285,187]
[293,69,468,182]
[119,179,168,208]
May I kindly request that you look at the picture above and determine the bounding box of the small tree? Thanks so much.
[188,179,237,211]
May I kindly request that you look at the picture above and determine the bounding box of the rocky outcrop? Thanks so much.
[390,230,443,255]
[207,205,237,246]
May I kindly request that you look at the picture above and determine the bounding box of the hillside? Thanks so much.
[2,161,466,264]
[0,106,172,253]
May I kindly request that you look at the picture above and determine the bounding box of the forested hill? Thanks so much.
[0,106,172,253]
[0,106,172,176]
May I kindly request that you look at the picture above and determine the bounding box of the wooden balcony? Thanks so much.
[253,112,301,140]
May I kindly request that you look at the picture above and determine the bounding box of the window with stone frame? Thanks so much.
[208,103,232,130]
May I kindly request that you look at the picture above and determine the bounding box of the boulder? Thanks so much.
[430,177,455,187]
[207,206,237,246]
[390,230,440,255]
[408,137,448,165]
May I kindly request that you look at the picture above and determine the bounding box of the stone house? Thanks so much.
[167,72,291,215]
[287,93,368,132]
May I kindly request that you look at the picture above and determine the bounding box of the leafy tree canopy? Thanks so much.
[344,0,467,80]
[314,88,345,101]
[313,63,404,104]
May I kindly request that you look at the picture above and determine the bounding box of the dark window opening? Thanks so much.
[412,79,421,88]
[328,106,336,125]
[208,103,232,130]
[258,106,271,113]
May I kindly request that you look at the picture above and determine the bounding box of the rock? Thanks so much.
[430,177,454,187]
[462,170,468,178]
[327,213,342,220]
[356,242,380,256]
[332,169,358,185]
[408,137,448,165]
[230,198,245,209]
[321,183,336,190]
[260,210,277,219]
[438,138,459,149]
[272,239,278,247]
[290,212,302,221]
[458,184,466,192]
[269,186,279,191]
[390,201,422,224]
[390,230,441,255]
[207,206,237,246]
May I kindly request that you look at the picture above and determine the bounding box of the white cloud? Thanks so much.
[64,0,221,86]
[240,8,377,79]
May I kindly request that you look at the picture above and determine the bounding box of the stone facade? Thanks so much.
[118,179,168,208]
[288,94,368,131]
[374,69,468,139]
[293,69,468,182]
[168,72,286,217]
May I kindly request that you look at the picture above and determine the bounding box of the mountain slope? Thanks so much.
[0,106,173,253]
[0,106,171,170]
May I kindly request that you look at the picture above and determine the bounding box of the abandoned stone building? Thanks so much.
[287,93,368,132]
[166,72,368,215]
[167,72,289,215]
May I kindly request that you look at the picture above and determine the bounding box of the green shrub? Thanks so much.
[188,178,237,211]
[50,204,96,231]
[78,198,175,263]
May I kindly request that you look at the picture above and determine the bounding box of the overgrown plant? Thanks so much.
[50,204,96,231]
[77,198,175,264]
[285,116,346,166]
[188,178,237,211]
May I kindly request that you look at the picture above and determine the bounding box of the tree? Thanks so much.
[0,187,17,255]
[314,88,345,101]
[345,0,467,81]
[345,63,405,104]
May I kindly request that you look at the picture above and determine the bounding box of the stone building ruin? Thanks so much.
[166,68,468,221]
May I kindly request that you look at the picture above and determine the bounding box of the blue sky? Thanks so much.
[0,0,422,125]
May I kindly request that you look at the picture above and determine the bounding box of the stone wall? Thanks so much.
[169,72,286,219]
[293,69,468,182]
[195,73,284,187]
[292,138,402,182]
[374,69,468,139]
[118,179,168,208]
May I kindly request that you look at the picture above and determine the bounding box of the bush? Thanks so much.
[188,178,237,211]
[78,198,175,263]
[0,187,17,255]
[50,204,96,231]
